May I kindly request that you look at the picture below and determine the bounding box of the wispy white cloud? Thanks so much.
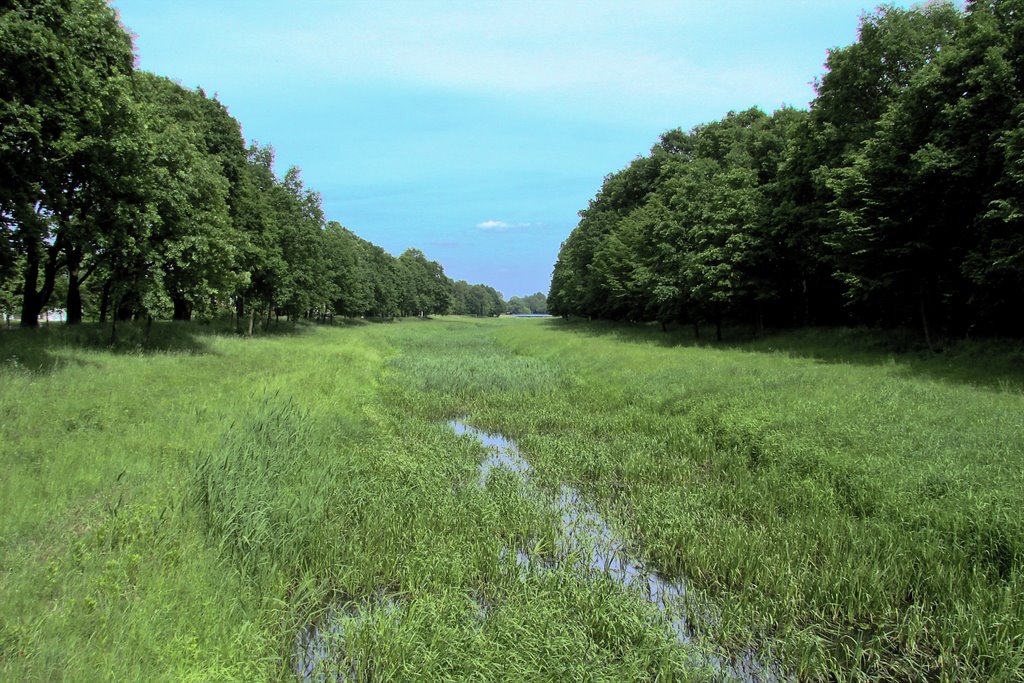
[158,0,841,127]
[476,219,511,230]
[476,219,532,231]
[271,7,787,113]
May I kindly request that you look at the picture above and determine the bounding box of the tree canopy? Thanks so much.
[549,1,1024,339]
[0,1,502,329]
[507,292,548,314]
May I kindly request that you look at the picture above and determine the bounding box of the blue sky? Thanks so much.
[111,0,925,298]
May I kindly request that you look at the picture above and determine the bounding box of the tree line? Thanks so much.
[0,0,506,331]
[549,0,1024,342]
[507,292,548,315]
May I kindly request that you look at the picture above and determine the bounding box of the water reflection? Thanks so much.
[450,419,788,683]
[449,419,532,486]
[295,596,398,682]
[294,420,788,682]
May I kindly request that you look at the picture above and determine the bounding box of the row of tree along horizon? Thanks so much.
[549,1,1024,343]
[0,1,549,332]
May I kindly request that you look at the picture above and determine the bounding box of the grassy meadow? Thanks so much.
[1,317,1022,681]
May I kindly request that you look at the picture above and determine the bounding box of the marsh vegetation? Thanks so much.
[1,317,1022,680]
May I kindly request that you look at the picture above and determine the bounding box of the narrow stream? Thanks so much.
[294,420,788,681]
[450,419,789,683]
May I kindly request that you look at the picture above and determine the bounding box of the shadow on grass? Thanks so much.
[0,316,330,374]
[539,318,1024,392]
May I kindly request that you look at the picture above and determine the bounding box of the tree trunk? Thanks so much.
[66,247,83,325]
[99,279,111,324]
[19,231,62,328]
[66,279,83,324]
[116,298,134,321]
[18,235,41,328]
[693,322,700,340]
[715,317,722,342]
[172,297,192,321]
[919,283,934,353]
[109,301,119,345]
[247,307,255,337]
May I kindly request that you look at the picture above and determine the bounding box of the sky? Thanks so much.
[110,0,925,299]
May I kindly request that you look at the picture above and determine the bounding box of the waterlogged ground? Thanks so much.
[2,317,1023,680]
[296,420,785,681]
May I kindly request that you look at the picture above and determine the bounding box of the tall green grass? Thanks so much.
[0,320,701,680]
[186,347,698,680]
[2,317,1021,680]
[402,318,1024,680]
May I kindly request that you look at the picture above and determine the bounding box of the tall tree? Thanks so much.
[1,0,141,326]
[323,221,372,318]
[130,73,245,322]
[232,144,289,332]
[817,3,963,336]
[397,248,452,317]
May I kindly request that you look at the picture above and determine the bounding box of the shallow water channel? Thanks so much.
[449,420,787,683]
[294,420,787,681]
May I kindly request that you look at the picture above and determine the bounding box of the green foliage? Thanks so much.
[551,1,1024,338]
[0,2,496,331]
[506,292,547,315]
[131,73,244,320]
[552,107,791,332]
[450,280,506,317]
[398,248,453,316]
[0,0,141,326]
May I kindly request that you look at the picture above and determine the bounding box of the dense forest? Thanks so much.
[549,0,1024,342]
[0,0,507,330]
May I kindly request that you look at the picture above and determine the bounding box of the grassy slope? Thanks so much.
[1,318,1022,680]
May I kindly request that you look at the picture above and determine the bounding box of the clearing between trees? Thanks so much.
[1,317,1021,680]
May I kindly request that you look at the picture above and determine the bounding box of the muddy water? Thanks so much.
[450,419,789,683]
